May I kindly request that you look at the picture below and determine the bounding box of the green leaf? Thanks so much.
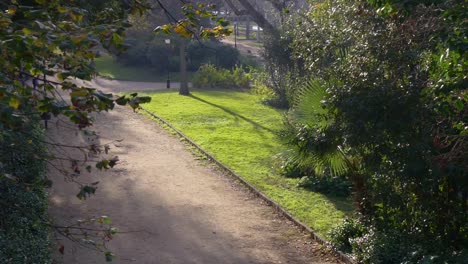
[115,96,128,106]
[293,78,328,126]
[454,99,464,111]
[22,28,33,35]
[110,227,119,235]
[112,33,123,45]
[57,6,68,13]
[100,216,112,225]
[105,251,114,262]
[2,173,18,181]
[76,185,97,200]
[9,97,20,109]
[154,24,172,34]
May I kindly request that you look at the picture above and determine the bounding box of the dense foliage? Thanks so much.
[0,118,50,263]
[259,32,300,109]
[0,0,151,132]
[1,0,233,259]
[117,36,241,72]
[0,0,155,260]
[270,0,467,262]
[192,64,251,89]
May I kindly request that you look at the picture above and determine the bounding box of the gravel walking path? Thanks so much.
[48,80,341,264]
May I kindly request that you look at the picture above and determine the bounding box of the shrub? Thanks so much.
[329,218,367,253]
[348,228,468,264]
[216,44,240,69]
[0,119,50,263]
[297,176,352,197]
[254,64,302,109]
[117,37,151,67]
[187,41,240,70]
[273,151,304,178]
[117,35,174,73]
[239,54,259,69]
[251,70,275,97]
[0,181,50,264]
[145,39,171,73]
[117,38,241,73]
[274,149,352,196]
[192,64,251,89]
[168,55,180,72]
[259,27,303,109]
[284,0,467,261]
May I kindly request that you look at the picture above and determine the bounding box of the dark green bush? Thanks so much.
[187,41,240,71]
[145,39,171,73]
[274,152,304,178]
[297,176,352,197]
[117,37,241,73]
[118,37,151,67]
[330,219,468,263]
[0,181,50,264]
[0,119,50,263]
[285,0,467,261]
[259,28,302,109]
[347,228,468,264]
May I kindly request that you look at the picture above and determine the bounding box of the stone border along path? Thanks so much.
[48,80,348,264]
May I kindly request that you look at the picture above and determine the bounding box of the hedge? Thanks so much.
[0,117,50,264]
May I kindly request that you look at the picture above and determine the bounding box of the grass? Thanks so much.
[141,89,354,239]
[95,55,194,82]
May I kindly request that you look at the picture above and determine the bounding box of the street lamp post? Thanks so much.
[165,39,171,89]
[234,22,237,49]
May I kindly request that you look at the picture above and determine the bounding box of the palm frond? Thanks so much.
[291,78,328,128]
[296,144,349,177]
[287,78,351,178]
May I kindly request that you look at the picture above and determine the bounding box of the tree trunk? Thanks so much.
[256,23,261,42]
[179,39,189,95]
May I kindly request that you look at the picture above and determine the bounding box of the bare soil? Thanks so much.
[48,81,342,263]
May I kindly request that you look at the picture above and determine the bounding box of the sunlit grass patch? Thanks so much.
[142,89,354,238]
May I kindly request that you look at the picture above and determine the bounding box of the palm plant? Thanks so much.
[283,78,368,213]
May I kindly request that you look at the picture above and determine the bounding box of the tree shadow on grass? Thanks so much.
[189,94,276,134]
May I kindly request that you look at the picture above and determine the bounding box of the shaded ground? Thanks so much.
[48,80,342,263]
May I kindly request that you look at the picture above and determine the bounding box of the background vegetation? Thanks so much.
[95,55,194,82]
[116,35,241,73]
[254,0,467,262]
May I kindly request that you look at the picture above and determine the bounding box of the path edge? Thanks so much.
[142,107,355,264]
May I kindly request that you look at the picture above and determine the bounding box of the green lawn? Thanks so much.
[95,55,193,82]
[141,89,354,238]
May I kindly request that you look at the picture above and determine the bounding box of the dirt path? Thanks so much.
[221,38,263,60]
[48,82,341,263]
[92,78,192,93]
